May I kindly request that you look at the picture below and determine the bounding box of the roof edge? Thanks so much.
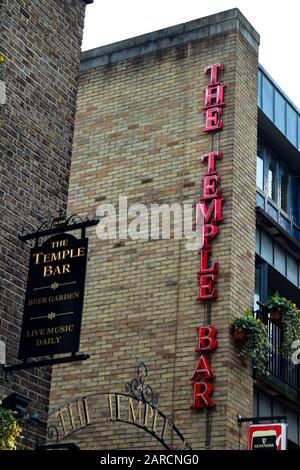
[80,8,260,73]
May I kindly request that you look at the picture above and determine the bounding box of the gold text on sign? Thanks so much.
[32,238,86,278]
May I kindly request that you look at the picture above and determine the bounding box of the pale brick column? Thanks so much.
[49,9,259,450]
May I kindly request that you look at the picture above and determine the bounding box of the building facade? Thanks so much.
[0,0,93,449]
[254,65,300,449]
[47,9,300,450]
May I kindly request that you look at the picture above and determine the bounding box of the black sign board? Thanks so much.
[52,217,67,228]
[248,423,287,451]
[18,233,88,359]
[252,435,277,450]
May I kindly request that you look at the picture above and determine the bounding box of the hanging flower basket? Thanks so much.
[233,328,247,345]
[266,292,291,319]
[266,292,300,358]
[230,309,269,376]
[269,309,282,323]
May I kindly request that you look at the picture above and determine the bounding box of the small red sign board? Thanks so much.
[248,423,287,450]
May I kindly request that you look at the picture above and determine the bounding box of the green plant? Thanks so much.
[230,309,270,376]
[281,305,300,359]
[266,291,293,314]
[266,293,300,359]
[0,404,22,450]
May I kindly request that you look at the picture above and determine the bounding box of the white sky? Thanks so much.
[82,0,300,110]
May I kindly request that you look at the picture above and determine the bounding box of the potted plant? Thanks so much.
[0,403,22,450]
[265,293,300,358]
[230,309,269,375]
[266,292,292,322]
[233,327,247,345]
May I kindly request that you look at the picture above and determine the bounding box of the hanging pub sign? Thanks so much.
[1,213,98,374]
[18,233,88,359]
[248,424,288,450]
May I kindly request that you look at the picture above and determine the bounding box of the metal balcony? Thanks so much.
[254,308,300,402]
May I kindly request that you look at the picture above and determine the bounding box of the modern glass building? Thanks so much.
[255,65,300,449]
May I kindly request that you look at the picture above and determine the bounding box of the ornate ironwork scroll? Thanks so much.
[125,362,158,406]
[18,211,98,244]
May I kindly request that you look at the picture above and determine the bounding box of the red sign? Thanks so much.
[191,63,226,411]
[203,63,226,132]
[191,325,217,410]
[197,64,226,302]
[248,424,288,450]
[196,155,224,301]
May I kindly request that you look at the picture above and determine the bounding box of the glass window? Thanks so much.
[257,138,300,229]
[291,178,300,225]
[274,91,285,134]
[286,104,297,147]
[298,116,300,152]
[254,266,261,310]
[272,400,285,417]
[280,164,289,214]
[256,154,264,190]
[258,390,272,416]
[262,76,274,120]
[287,410,298,445]
[267,152,277,202]
[274,243,286,275]
[287,254,298,286]
[256,227,261,254]
[261,231,273,264]
[258,70,262,108]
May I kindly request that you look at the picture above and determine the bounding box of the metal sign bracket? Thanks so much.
[2,353,90,378]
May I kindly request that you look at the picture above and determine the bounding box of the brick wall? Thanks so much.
[0,0,90,449]
[49,10,259,450]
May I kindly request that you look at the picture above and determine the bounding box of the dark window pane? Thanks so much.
[262,76,274,120]
[268,153,277,202]
[286,104,297,147]
[287,254,298,285]
[261,230,273,264]
[292,178,300,225]
[254,266,261,309]
[274,91,285,134]
[280,165,289,213]
[257,139,264,158]
[274,243,286,275]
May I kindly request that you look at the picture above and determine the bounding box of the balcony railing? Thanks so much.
[254,308,300,402]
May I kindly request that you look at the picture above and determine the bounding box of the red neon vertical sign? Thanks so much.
[191,63,226,411]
